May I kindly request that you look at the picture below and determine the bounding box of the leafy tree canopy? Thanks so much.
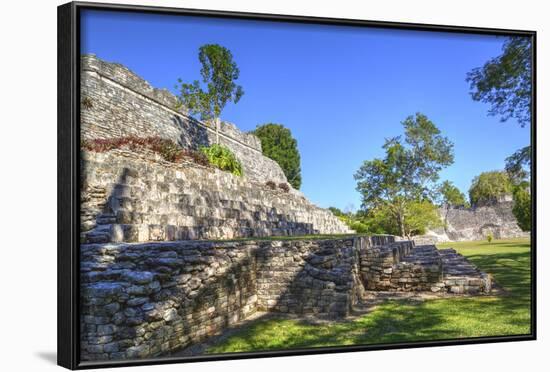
[439,180,468,208]
[468,170,513,206]
[252,123,302,189]
[176,44,244,137]
[354,113,453,238]
[466,37,532,128]
[512,187,531,231]
[328,207,345,217]
[505,145,531,185]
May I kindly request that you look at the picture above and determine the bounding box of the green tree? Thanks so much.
[251,123,302,189]
[328,207,344,217]
[505,146,531,184]
[328,207,375,234]
[354,113,454,238]
[402,200,443,238]
[176,44,244,143]
[466,36,532,128]
[439,180,468,207]
[468,171,513,206]
[512,186,531,231]
[467,36,532,188]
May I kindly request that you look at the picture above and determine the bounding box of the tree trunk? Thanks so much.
[398,212,405,239]
[215,117,220,144]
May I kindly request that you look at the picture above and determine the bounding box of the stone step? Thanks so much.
[363,244,492,295]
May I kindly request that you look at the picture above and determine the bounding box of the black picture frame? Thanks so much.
[58,1,537,369]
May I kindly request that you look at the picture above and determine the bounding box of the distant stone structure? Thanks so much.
[414,198,529,244]
[80,236,491,361]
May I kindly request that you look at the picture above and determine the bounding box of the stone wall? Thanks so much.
[80,235,491,361]
[441,201,528,241]
[80,54,287,184]
[80,240,258,361]
[80,149,352,243]
[80,236,394,361]
[359,243,491,294]
[414,200,529,244]
[256,238,367,315]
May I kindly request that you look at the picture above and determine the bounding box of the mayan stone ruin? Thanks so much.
[79,55,501,361]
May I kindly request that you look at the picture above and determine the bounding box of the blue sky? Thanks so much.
[81,10,530,211]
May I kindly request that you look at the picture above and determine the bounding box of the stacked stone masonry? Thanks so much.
[361,243,492,294]
[81,54,287,184]
[80,235,491,361]
[415,200,529,244]
[81,149,352,243]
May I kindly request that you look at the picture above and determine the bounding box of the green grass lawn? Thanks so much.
[207,238,532,354]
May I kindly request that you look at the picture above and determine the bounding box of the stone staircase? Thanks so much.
[361,242,492,295]
[439,248,492,294]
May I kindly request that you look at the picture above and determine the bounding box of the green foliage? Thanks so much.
[363,201,442,238]
[328,207,344,217]
[200,144,243,176]
[252,123,302,189]
[466,37,532,128]
[487,233,493,243]
[176,44,244,136]
[439,180,468,207]
[402,200,444,237]
[469,171,513,206]
[506,145,531,184]
[327,208,372,234]
[512,186,531,231]
[354,113,453,238]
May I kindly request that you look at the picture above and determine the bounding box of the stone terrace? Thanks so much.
[80,236,492,361]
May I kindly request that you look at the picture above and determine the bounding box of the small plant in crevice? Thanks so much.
[278,183,290,192]
[265,181,276,190]
[81,96,94,110]
[487,233,493,243]
[200,144,243,176]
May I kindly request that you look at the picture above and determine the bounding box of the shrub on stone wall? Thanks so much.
[278,183,290,192]
[81,136,209,165]
[265,181,276,190]
[200,144,243,176]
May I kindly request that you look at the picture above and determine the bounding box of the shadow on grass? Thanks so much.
[206,242,532,354]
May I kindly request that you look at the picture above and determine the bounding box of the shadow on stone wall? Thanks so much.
[80,159,327,244]
[171,115,209,150]
[80,240,261,361]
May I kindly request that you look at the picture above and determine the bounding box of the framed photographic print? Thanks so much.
[58,1,536,369]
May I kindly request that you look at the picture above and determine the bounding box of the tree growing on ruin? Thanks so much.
[468,170,513,206]
[176,44,244,144]
[252,123,302,189]
[439,180,469,208]
[354,113,453,239]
